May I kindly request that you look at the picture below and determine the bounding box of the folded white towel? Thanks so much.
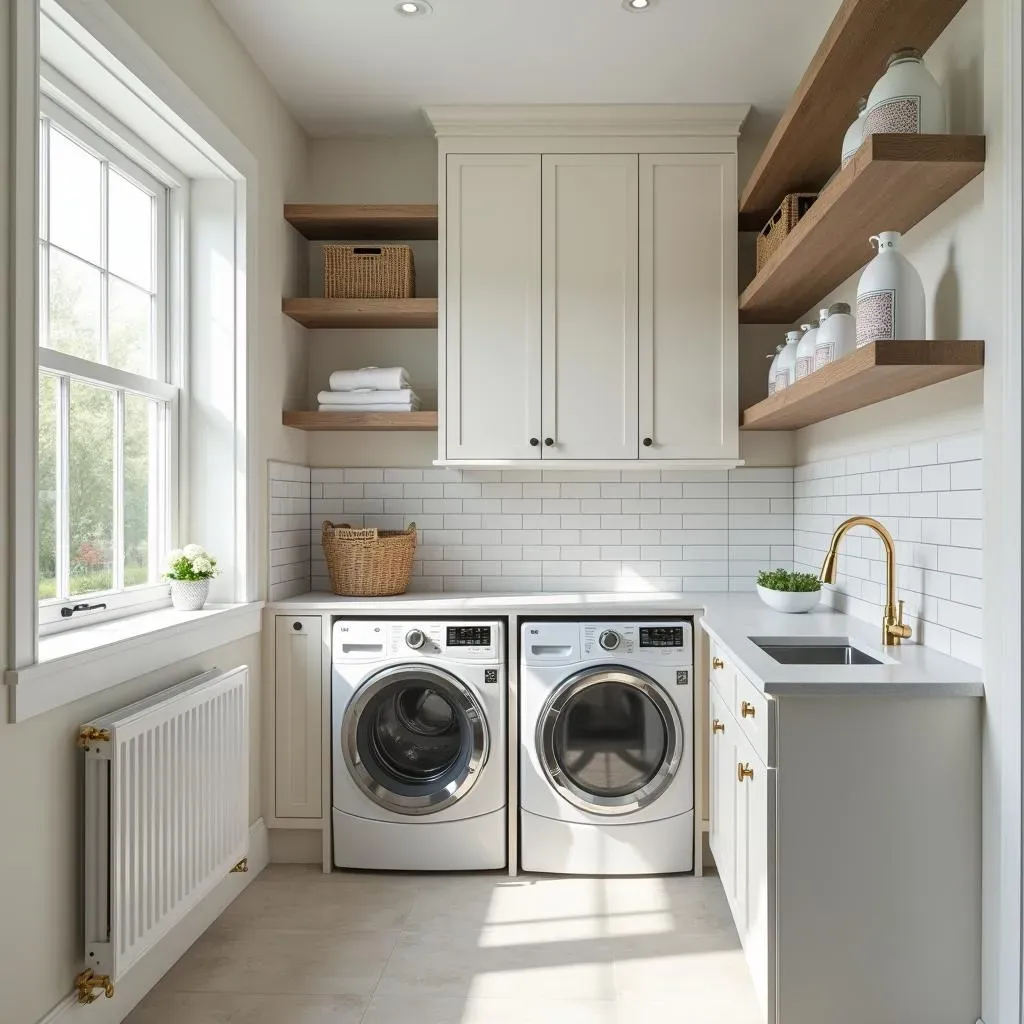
[317,388,417,407]
[318,402,421,413]
[328,367,409,392]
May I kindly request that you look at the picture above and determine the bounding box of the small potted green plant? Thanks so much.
[165,544,219,610]
[756,568,822,614]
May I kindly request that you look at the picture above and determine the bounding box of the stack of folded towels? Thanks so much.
[317,366,420,412]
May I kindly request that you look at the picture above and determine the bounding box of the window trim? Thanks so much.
[36,100,182,634]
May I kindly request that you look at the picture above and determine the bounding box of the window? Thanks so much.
[37,101,178,630]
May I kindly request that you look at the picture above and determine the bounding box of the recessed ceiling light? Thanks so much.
[395,0,431,14]
[623,0,655,9]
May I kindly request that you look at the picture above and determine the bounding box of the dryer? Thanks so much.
[332,618,506,871]
[520,619,694,875]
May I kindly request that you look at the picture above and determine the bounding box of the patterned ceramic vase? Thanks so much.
[773,331,802,391]
[863,49,946,137]
[841,97,868,164]
[815,302,858,366]
[855,232,926,346]
[170,579,211,611]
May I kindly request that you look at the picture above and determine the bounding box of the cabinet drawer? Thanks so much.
[734,667,771,766]
[709,639,736,706]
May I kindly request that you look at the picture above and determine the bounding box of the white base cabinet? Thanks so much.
[707,641,981,1024]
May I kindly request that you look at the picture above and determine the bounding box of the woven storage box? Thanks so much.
[323,244,415,299]
[321,520,416,596]
[756,193,818,272]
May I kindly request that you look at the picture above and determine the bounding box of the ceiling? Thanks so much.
[210,0,841,139]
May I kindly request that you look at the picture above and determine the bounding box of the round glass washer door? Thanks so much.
[537,667,683,816]
[342,664,489,815]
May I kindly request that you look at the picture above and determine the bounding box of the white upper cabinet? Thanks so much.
[429,106,749,466]
[542,154,639,460]
[640,154,738,460]
[444,154,542,460]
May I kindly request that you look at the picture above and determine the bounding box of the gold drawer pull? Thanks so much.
[737,762,754,782]
[712,719,725,734]
[741,700,756,718]
[712,657,725,670]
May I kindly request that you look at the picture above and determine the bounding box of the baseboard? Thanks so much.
[37,818,269,1024]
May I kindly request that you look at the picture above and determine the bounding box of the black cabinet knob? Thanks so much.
[544,437,554,447]
[530,437,539,446]
[292,621,302,631]
[643,437,653,447]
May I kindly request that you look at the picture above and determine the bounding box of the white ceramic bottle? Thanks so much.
[766,344,784,396]
[864,48,946,137]
[773,331,802,391]
[855,231,926,345]
[841,97,868,164]
[815,302,857,368]
[795,314,821,381]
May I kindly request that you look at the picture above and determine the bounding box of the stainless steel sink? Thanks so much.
[750,637,883,666]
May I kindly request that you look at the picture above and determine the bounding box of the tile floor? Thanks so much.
[127,865,762,1023]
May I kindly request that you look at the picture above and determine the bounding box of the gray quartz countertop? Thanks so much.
[267,591,984,698]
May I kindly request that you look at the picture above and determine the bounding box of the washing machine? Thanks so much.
[520,619,694,875]
[331,618,506,871]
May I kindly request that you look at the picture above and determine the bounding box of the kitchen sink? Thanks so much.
[750,636,883,666]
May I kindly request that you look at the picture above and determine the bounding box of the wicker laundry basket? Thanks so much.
[755,193,818,272]
[323,244,415,299]
[321,521,417,596]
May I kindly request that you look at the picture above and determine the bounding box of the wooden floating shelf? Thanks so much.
[282,297,438,329]
[739,0,970,228]
[282,410,439,432]
[741,341,984,431]
[739,134,985,324]
[284,203,438,241]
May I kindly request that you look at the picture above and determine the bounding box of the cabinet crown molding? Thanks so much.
[424,104,750,138]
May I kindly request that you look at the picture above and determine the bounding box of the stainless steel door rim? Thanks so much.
[342,663,489,815]
[537,666,683,816]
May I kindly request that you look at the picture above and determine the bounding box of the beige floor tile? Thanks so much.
[159,926,401,996]
[362,994,619,1024]
[124,991,367,1024]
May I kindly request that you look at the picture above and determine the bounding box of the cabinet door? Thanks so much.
[639,154,738,460]
[541,154,638,460]
[445,154,542,460]
[709,686,737,907]
[275,615,323,819]
[736,731,771,1020]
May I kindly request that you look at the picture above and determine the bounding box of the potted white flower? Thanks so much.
[165,545,219,610]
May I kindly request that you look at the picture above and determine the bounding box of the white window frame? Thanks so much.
[36,98,184,634]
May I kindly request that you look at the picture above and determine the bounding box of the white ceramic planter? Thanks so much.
[756,585,822,614]
[170,579,211,611]
[856,231,926,346]
[841,97,868,163]
[864,48,946,137]
[815,301,858,368]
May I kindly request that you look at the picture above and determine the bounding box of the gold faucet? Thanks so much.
[819,516,913,647]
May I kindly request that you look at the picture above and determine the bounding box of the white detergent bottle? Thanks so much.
[766,344,784,396]
[774,331,801,391]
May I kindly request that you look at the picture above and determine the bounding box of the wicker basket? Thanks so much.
[755,193,818,272]
[323,244,415,299]
[321,520,417,596]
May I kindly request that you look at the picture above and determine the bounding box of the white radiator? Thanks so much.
[79,666,249,989]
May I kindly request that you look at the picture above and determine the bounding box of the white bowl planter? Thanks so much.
[170,579,211,611]
[756,584,821,614]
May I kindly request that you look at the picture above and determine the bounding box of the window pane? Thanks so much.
[109,278,153,375]
[38,375,59,600]
[108,170,154,290]
[48,125,102,265]
[69,381,114,596]
[124,394,159,588]
[48,249,101,361]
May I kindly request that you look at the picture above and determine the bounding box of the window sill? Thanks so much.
[5,602,264,722]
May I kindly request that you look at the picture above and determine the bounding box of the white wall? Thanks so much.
[0,2,310,1021]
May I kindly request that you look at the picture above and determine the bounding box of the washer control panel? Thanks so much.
[333,620,503,663]
[598,629,621,651]
[521,620,692,667]
[639,625,685,648]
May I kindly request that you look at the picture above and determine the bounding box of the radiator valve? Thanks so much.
[74,969,114,1004]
